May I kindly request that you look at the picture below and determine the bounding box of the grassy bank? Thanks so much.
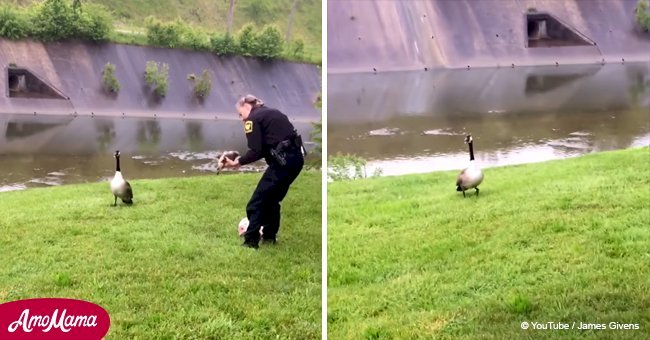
[328,148,650,339]
[0,171,321,338]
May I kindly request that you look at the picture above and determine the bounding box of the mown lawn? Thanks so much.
[0,171,321,339]
[328,148,650,339]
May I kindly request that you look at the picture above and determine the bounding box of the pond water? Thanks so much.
[328,63,650,177]
[0,115,316,192]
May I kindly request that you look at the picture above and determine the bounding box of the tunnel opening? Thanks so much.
[6,67,67,99]
[526,13,594,48]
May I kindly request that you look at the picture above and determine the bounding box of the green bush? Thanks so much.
[145,17,211,50]
[182,29,209,50]
[210,33,238,56]
[145,17,183,48]
[193,69,212,98]
[328,154,368,181]
[102,62,120,93]
[145,61,158,86]
[31,0,77,41]
[636,0,650,31]
[155,63,169,97]
[0,6,30,40]
[26,0,112,42]
[144,61,169,97]
[77,4,112,42]
[256,25,283,59]
[237,24,257,56]
[328,153,383,181]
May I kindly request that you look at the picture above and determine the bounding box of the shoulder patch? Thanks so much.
[244,121,253,133]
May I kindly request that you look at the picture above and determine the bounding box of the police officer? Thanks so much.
[222,94,305,249]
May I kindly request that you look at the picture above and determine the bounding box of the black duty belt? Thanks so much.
[270,132,306,166]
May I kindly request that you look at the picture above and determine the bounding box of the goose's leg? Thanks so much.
[462,190,466,198]
[114,196,117,206]
[475,187,479,197]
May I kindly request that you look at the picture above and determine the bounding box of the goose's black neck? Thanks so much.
[116,156,121,172]
[468,141,475,161]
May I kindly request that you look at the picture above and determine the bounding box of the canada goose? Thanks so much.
[216,150,240,174]
[456,135,484,197]
[110,150,133,206]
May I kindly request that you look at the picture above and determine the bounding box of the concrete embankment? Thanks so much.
[328,0,650,72]
[0,39,321,122]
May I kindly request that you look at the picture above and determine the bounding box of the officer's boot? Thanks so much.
[242,232,260,249]
[241,238,259,249]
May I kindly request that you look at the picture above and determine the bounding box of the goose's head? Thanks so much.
[464,135,473,144]
[114,150,121,159]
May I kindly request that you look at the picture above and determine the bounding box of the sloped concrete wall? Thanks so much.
[0,39,321,122]
[328,0,650,72]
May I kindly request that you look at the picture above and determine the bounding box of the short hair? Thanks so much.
[236,94,264,109]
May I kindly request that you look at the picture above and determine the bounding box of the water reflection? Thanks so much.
[136,120,162,153]
[95,120,116,153]
[0,115,315,191]
[185,121,204,151]
[328,63,650,176]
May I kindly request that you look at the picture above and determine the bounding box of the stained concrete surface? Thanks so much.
[0,40,321,122]
[328,0,650,72]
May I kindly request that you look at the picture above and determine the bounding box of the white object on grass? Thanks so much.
[238,217,264,237]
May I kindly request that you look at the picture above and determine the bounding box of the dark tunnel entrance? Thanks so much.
[526,13,594,48]
[6,67,67,99]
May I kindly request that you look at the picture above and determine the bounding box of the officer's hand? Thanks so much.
[223,157,240,169]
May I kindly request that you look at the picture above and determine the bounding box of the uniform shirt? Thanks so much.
[239,106,297,165]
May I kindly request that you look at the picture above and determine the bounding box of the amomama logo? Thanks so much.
[0,298,110,339]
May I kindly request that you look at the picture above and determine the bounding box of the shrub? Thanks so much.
[145,60,159,86]
[27,0,113,42]
[183,29,208,50]
[31,0,77,41]
[237,24,257,56]
[0,6,30,40]
[256,25,284,59]
[102,62,120,93]
[193,69,212,98]
[144,61,169,97]
[210,33,238,56]
[328,154,368,181]
[76,4,112,42]
[328,153,383,181]
[636,0,650,31]
[146,17,210,50]
[155,63,169,97]
[145,17,182,48]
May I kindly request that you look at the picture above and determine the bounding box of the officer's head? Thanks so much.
[236,94,264,121]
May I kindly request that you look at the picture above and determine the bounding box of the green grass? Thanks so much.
[0,171,321,338]
[11,0,321,63]
[328,148,650,339]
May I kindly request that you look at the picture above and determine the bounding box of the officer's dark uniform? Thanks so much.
[238,105,304,248]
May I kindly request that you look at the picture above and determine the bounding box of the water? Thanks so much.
[0,115,316,192]
[328,63,650,177]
